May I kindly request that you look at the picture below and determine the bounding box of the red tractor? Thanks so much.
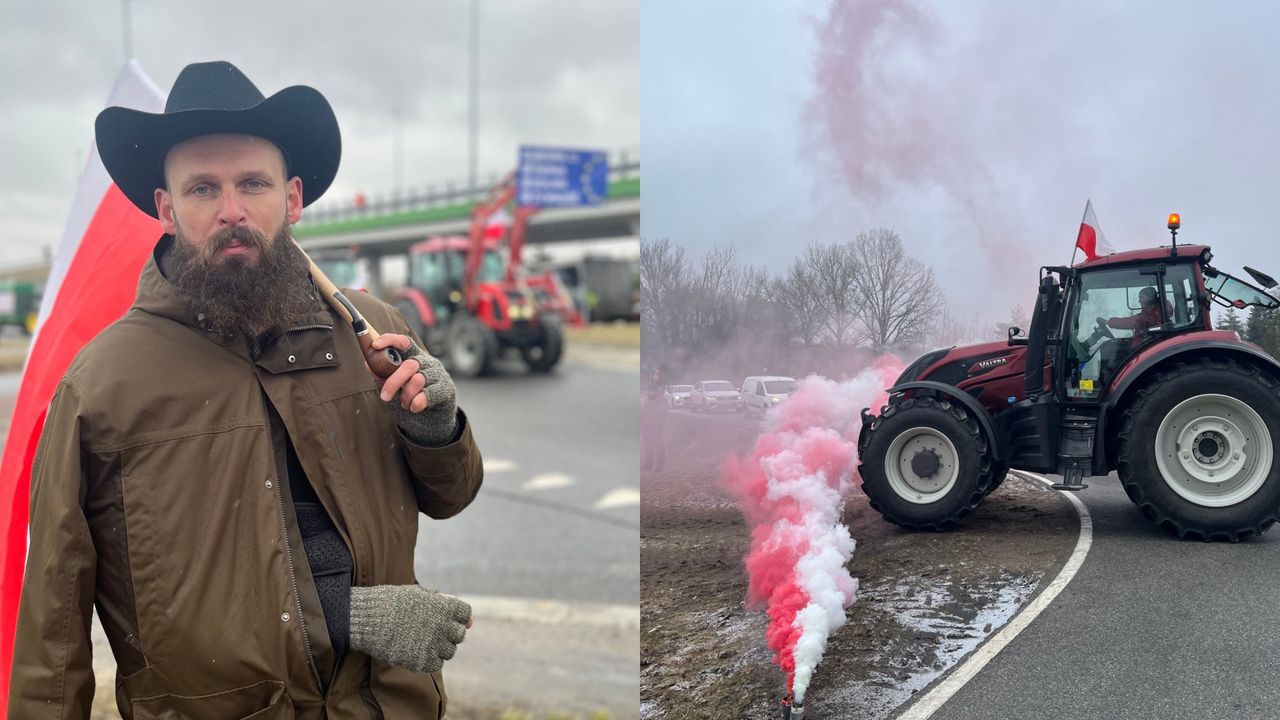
[859,216,1280,540]
[393,174,580,377]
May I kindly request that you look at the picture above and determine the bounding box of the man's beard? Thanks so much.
[169,219,315,339]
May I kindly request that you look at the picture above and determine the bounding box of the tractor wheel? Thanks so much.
[1116,358,1280,541]
[521,318,564,373]
[859,396,997,531]
[446,316,497,378]
[983,463,1010,497]
[395,300,427,343]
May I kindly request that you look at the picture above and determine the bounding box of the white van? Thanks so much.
[741,376,797,414]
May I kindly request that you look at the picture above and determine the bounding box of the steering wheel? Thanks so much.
[1094,316,1115,340]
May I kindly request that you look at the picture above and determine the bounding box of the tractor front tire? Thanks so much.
[1116,358,1280,541]
[859,396,998,531]
[984,463,1010,497]
[446,316,498,378]
[521,318,564,373]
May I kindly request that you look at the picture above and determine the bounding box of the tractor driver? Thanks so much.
[1100,286,1172,344]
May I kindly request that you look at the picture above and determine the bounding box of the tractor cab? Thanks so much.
[1041,246,1280,405]
[1056,248,1208,402]
[408,236,506,321]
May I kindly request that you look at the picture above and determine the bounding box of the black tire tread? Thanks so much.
[1115,356,1280,542]
[859,396,997,531]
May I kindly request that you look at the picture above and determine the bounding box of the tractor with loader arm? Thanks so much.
[393,173,581,377]
[858,215,1280,541]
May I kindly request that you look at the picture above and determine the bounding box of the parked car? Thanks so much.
[665,384,694,408]
[692,380,741,413]
[741,376,797,414]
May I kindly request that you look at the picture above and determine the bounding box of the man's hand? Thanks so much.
[369,333,459,445]
[349,585,473,674]
[371,333,429,413]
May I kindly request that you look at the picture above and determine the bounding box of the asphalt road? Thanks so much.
[415,356,639,606]
[924,473,1280,720]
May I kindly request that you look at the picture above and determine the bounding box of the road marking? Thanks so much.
[485,458,517,473]
[593,487,640,509]
[522,473,574,491]
[898,470,1093,720]
[462,594,639,629]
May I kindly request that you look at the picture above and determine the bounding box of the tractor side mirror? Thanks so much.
[1008,326,1029,346]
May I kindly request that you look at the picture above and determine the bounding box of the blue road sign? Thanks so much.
[517,146,609,207]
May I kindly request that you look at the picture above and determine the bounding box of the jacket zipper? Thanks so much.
[288,323,333,332]
[262,392,324,693]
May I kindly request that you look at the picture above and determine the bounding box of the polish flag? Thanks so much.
[0,61,164,702]
[1075,199,1116,260]
[484,207,510,240]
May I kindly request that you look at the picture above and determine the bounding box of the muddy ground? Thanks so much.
[641,411,1078,720]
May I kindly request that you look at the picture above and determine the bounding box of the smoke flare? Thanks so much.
[724,356,905,701]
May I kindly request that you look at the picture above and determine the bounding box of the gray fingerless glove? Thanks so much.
[348,585,471,674]
[385,341,458,446]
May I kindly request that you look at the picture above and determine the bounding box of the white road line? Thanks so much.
[898,470,1094,720]
[522,473,574,491]
[593,487,640,509]
[484,458,517,473]
[462,594,639,629]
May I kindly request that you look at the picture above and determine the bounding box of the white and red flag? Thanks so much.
[0,61,164,701]
[484,207,511,240]
[1074,199,1115,260]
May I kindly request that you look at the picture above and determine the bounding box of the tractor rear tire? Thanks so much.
[446,316,498,378]
[1116,358,1280,541]
[859,396,997,531]
[521,318,564,373]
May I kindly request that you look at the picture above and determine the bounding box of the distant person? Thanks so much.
[10,61,481,718]
[642,384,668,472]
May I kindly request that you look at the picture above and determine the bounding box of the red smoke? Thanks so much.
[722,356,904,697]
[804,0,1038,311]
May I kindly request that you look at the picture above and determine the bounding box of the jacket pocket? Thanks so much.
[125,671,291,720]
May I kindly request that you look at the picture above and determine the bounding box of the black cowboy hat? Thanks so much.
[95,61,341,219]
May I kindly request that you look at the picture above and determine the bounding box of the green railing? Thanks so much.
[296,155,639,239]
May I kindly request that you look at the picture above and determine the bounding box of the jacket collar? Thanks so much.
[133,235,335,347]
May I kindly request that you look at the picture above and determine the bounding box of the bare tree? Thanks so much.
[925,304,990,349]
[640,238,692,354]
[769,258,827,347]
[805,242,860,345]
[852,228,943,350]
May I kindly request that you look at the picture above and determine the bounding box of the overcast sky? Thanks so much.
[0,0,638,263]
[642,0,1280,320]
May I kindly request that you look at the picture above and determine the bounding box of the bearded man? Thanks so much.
[9,61,482,719]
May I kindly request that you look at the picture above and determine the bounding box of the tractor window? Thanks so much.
[1062,264,1200,400]
[479,251,506,283]
[411,253,448,292]
[1204,268,1280,311]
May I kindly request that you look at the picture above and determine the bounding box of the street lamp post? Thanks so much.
[122,0,133,60]
[468,0,479,197]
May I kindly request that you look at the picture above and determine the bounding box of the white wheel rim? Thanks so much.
[1154,393,1273,507]
[884,426,960,504]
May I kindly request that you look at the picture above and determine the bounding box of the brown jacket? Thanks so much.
[9,238,483,719]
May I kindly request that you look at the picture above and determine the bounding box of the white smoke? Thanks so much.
[755,368,902,702]
[792,522,858,702]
